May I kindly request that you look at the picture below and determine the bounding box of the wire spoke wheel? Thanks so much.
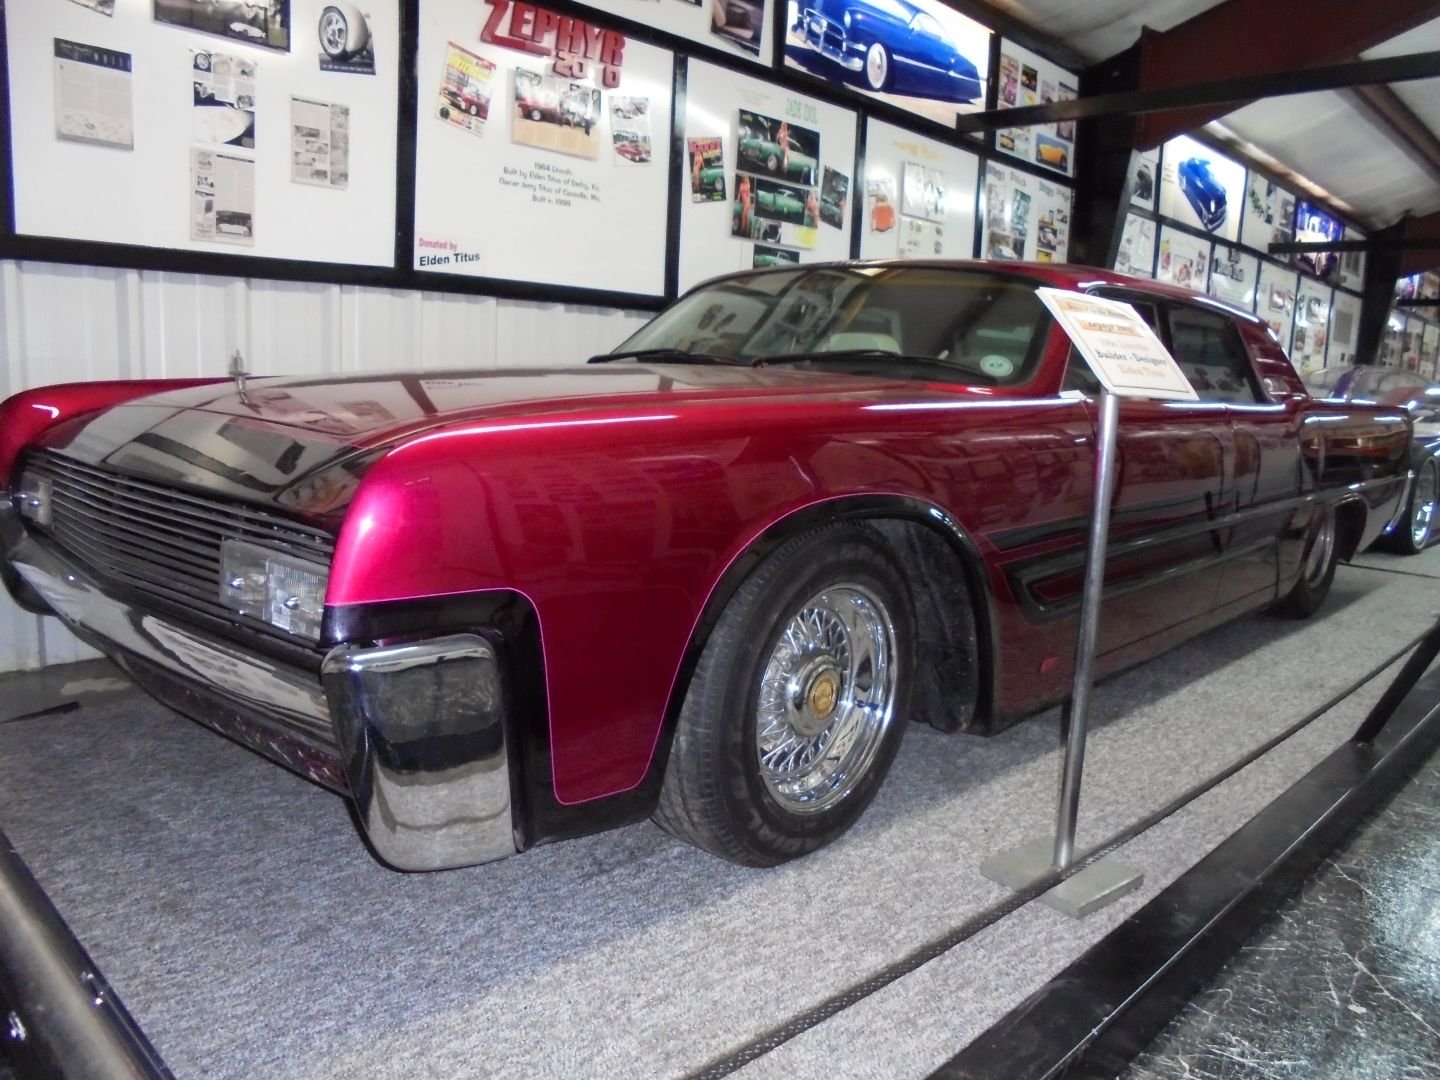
[1411,463,1437,549]
[754,584,897,814]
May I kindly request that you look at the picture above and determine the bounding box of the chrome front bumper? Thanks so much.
[2,504,516,872]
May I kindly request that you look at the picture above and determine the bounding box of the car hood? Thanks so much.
[29,364,983,524]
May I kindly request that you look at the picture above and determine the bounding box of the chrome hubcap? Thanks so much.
[755,584,897,814]
[1305,509,1336,584]
[866,45,887,89]
[1412,467,1437,548]
[320,12,346,51]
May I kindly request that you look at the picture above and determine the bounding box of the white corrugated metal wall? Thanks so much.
[0,259,650,671]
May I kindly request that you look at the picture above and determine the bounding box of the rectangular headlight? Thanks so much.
[14,471,52,527]
[220,539,328,641]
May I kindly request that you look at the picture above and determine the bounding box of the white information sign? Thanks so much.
[1036,288,1198,402]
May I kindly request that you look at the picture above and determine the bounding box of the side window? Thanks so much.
[1165,305,1263,403]
[1062,292,1162,394]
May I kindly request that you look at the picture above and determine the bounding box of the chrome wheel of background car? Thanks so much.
[865,43,890,91]
[318,8,350,58]
[754,584,897,814]
[1411,462,1437,549]
[1303,508,1337,587]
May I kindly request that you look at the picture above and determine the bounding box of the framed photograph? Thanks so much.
[154,0,291,53]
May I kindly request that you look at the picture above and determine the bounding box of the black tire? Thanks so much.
[1381,459,1437,555]
[654,525,916,867]
[1273,503,1339,618]
[765,152,779,172]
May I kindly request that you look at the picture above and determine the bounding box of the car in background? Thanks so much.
[792,1,983,102]
[615,139,651,163]
[820,193,845,228]
[1035,135,1069,171]
[441,85,489,119]
[1178,157,1227,232]
[756,186,807,221]
[1305,364,1440,553]
[517,94,562,124]
[739,130,817,185]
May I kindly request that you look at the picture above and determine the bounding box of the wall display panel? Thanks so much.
[1158,135,1243,243]
[4,1,399,266]
[413,1,674,297]
[1292,199,1345,284]
[981,163,1072,264]
[782,1,991,129]
[1291,277,1331,374]
[1114,213,1155,278]
[1422,323,1440,380]
[570,0,775,66]
[1256,260,1297,349]
[1422,273,1440,302]
[1239,172,1295,256]
[1378,311,1404,367]
[679,59,855,292]
[994,39,1077,179]
[1404,316,1424,371]
[1207,242,1257,311]
[1129,147,1158,211]
[1155,225,1210,292]
[1338,227,1366,293]
[858,118,977,261]
[1328,290,1361,367]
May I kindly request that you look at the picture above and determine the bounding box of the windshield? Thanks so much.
[612,266,1052,386]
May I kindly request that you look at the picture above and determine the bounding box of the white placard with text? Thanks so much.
[1037,288,1198,401]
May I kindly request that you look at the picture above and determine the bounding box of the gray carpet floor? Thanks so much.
[1,549,1438,1079]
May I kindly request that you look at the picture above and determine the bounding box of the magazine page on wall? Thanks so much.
[1158,134,1244,244]
[1155,225,1211,292]
[413,1,674,296]
[1208,242,1258,311]
[1238,171,1295,256]
[981,163,1073,263]
[1114,213,1156,277]
[5,1,399,265]
[569,0,775,66]
[1256,260,1298,350]
[859,117,977,261]
[1129,147,1159,210]
[678,59,855,293]
[994,39,1077,179]
[1292,199,1345,284]
[782,1,991,129]
[1291,277,1332,374]
[1328,291,1361,366]
[1339,226,1367,292]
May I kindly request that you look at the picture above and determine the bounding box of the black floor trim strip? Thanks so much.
[684,631,1429,1079]
[932,659,1440,1080]
[1347,561,1440,581]
[0,702,80,726]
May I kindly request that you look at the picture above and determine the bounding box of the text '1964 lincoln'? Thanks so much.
[0,263,1411,871]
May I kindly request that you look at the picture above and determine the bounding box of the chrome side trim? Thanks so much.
[322,636,516,871]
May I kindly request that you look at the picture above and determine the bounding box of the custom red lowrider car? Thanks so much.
[0,263,1410,871]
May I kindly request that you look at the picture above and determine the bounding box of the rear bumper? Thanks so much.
[2,503,516,872]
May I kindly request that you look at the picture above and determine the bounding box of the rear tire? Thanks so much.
[654,525,916,867]
[1382,459,1437,555]
[1273,503,1338,618]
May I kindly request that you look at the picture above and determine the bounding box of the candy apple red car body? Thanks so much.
[0,262,1412,869]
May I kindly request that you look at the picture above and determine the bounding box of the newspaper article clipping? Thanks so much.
[53,38,134,149]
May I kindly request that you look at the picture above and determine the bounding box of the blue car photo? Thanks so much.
[789,1,983,103]
[1178,156,1227,232]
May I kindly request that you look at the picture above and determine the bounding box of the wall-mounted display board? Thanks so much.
[1129,148,1159,211]
[781,0,991,129]
[1239,171,1295,256]
[1329,291,1362,366]
[994,38,1077,179]
[1338,227,1366,292]
[574,0,775,66]
[1292,199,1345,284]
[1256,260,1298,348]
[981,163,1072,263]
[1208,242,1258,312]
[4,0,400,266]
[1403,316,1424,371]
[1158,135,1243,243]
[412,1,674,296]
[1155,224,1210,292]
[1291,277,1331,373]
[678,59,855,292]
[1114,213,1156,278]
[1422,322,1440,380]
[858,117,978,261]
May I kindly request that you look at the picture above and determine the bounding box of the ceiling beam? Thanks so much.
[1132,0,1440,148]
[952,52,1440,132]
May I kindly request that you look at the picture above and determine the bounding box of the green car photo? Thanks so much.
[738,108,822,186]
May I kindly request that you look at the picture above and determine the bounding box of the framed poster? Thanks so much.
[1129,147,1159,210]
[413,1,674,296]
[1422,323,1440,380]
[1159,134,1244,243]
[1114,213,1156,278]
[994,39,1078,178]
[1256,260,1298,349]
[1239,172,1295,256]
[1155,225,1211,292]
[1404,316,1424,371]
[1329,291,1362,366]
[981,163,1073,263]
[859,117,978,261]
[1208,242,1258,311]
[1338,226,1367,292]
[1292,199,1345,283]
[5,0,399,266]
[782,0,991,129]
[678,59,856,292]
[570,0,776,65]
[1291,278,1332,374]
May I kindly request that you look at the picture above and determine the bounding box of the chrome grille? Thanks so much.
[21,450,335,647]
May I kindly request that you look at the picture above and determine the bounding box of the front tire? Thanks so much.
[654,525,915,866]
[1273,503,1338,618]
[865,42,892,92]
[1384,459,1437,555]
